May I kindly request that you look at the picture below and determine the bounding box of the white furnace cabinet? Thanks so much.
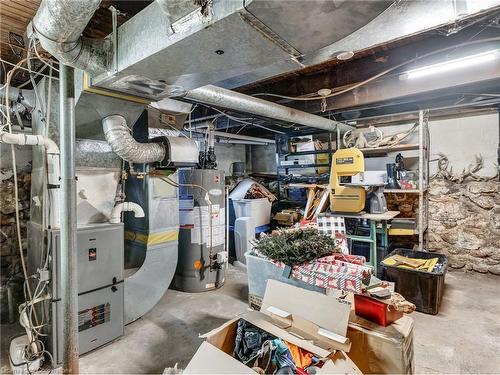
[28,222,124,364]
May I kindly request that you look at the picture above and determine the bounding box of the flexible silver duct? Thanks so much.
[184,85,353,132]
[32,0,109,76]
[102,115,166,163]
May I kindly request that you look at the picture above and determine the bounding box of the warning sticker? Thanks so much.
[191,206,225,246]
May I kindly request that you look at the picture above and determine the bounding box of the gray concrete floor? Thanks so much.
[1,267,499,374]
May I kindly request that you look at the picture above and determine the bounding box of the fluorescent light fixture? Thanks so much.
[403,50,498,80]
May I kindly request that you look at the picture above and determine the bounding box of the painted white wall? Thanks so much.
[429,113,498,177]
[248,112,499,177]
[214,143,246,176]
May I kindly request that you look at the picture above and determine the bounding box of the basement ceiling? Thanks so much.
[0,0,152,86]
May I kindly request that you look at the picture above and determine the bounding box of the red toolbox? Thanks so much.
[354,294,403,327]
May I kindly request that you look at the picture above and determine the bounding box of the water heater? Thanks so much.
[173,169,227,292]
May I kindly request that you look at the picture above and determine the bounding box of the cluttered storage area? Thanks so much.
[1,0,499,374]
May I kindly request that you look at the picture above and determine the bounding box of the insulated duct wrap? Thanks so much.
[102,115,166,163]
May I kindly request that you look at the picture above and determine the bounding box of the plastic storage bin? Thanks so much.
[381,248,448,315]
[230,198,272,228]
[245,252,324,300]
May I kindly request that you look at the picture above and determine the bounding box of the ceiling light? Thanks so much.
[336,51,354,60]
[317,88,332,96]
[403,50,498,80]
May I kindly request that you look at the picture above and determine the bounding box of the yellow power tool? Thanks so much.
[329,148,366,213]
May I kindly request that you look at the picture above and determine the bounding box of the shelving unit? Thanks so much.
[372,110,430,251]
[275,128,336,201]
[274,111,430,251]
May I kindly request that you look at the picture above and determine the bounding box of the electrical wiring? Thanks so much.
[3,46,56,364]
[33,42,60,73]
[3,57,34,307]
[27,39,45,117]
[201,104,287,134]
[0,58,60,81]
[17,63,50,89]
[252,36,500,102]
[0,106,8,121]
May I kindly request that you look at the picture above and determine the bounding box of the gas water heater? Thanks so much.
[173,168,227,292]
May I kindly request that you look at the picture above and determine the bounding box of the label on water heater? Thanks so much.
[179,194,195,228]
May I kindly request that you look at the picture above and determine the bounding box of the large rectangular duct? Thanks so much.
[91,0,392,100]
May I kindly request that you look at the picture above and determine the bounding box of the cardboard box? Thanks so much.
[346,314,414,374]
[274,210,301,226]
[185,280,361,374]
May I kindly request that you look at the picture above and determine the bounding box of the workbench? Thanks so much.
[320,211,400,272]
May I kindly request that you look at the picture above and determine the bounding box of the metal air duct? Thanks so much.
[32,0,109,76]
[103,115,166,163]
[102,114,199,165]
[183,85,352,132]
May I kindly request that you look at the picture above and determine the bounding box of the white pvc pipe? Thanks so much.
[0,132,59,153]
[109,202,145,223]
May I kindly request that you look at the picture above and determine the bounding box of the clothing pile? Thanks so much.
[234,321,324,374]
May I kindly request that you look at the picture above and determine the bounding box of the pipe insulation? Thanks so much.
[183,85,354,132]
[102,115,166,163]
[109,202,145,224]
[32,0,109,76]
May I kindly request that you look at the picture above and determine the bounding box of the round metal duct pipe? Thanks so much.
[33,0,109,76]
[184,85,353,132]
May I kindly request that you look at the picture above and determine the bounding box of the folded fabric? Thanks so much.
[382,255,439,272]
[284,341,313,368]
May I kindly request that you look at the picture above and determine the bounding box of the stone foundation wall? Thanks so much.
[428,179,500,275]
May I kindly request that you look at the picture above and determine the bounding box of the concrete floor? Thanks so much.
[1,266,499,374]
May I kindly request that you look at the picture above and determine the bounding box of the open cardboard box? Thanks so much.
[184,280,361,374]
